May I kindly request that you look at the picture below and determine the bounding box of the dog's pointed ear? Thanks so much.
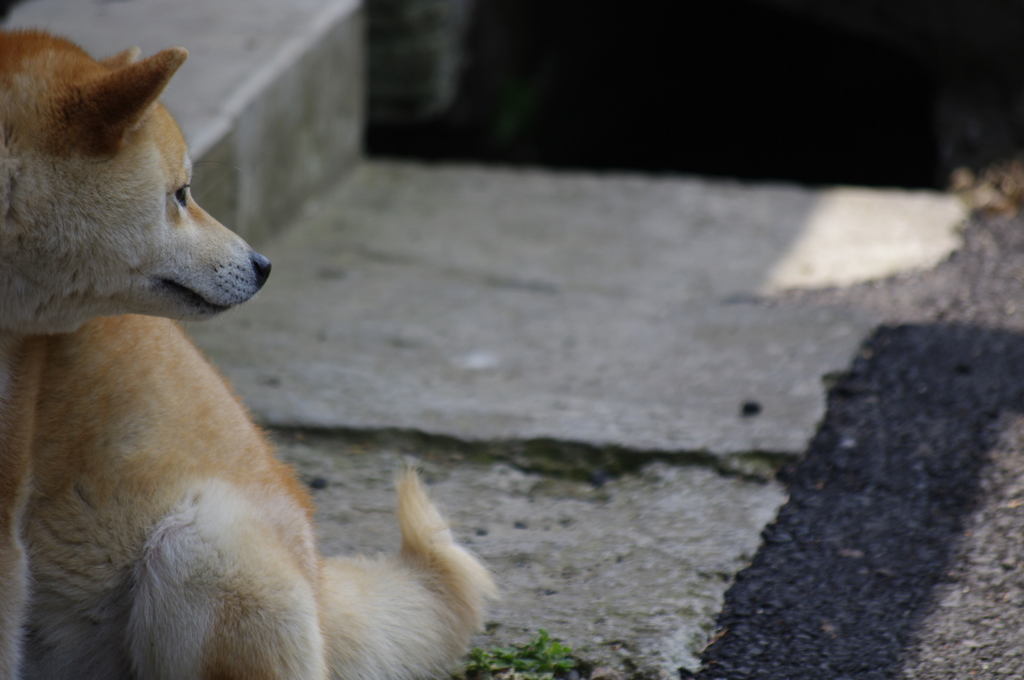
[100,46,142,69]
[69,47,188,153]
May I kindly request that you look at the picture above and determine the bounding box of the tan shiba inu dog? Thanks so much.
[0,30,495,679]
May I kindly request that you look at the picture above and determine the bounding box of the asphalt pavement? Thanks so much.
[698,210,1024,679]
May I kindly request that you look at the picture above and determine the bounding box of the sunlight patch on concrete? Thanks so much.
[762,188,966,293]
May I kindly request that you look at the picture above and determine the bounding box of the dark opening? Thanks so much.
[367,0,939,188]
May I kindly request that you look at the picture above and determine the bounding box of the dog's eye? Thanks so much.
[173,185,190,208]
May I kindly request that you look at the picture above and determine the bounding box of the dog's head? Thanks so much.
[0,31,270,334]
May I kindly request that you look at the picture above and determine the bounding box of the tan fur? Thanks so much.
[0,30,495,679]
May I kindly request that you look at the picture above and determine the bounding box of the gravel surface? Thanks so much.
[697,212,1024,679]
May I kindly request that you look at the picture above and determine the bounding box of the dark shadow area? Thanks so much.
[368,0,938,187]
[696,321,1024,679]
[0,0,19,20]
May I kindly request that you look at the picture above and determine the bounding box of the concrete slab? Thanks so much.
[190,162,962,470]
[274,432,787,675]
[4,0,364,243]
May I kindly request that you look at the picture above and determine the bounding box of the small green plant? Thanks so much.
[464,629,578,680]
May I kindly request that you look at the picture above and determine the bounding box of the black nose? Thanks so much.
[251,252,272,287]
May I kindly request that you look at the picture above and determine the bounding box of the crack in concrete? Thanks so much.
[268,425,790,482]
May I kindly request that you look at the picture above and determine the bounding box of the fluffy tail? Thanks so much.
[322,469,496,680]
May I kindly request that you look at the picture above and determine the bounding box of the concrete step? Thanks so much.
[4,0,363,244]
[189,161,963,474]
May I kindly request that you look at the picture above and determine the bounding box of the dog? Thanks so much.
[0,30,495,679]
